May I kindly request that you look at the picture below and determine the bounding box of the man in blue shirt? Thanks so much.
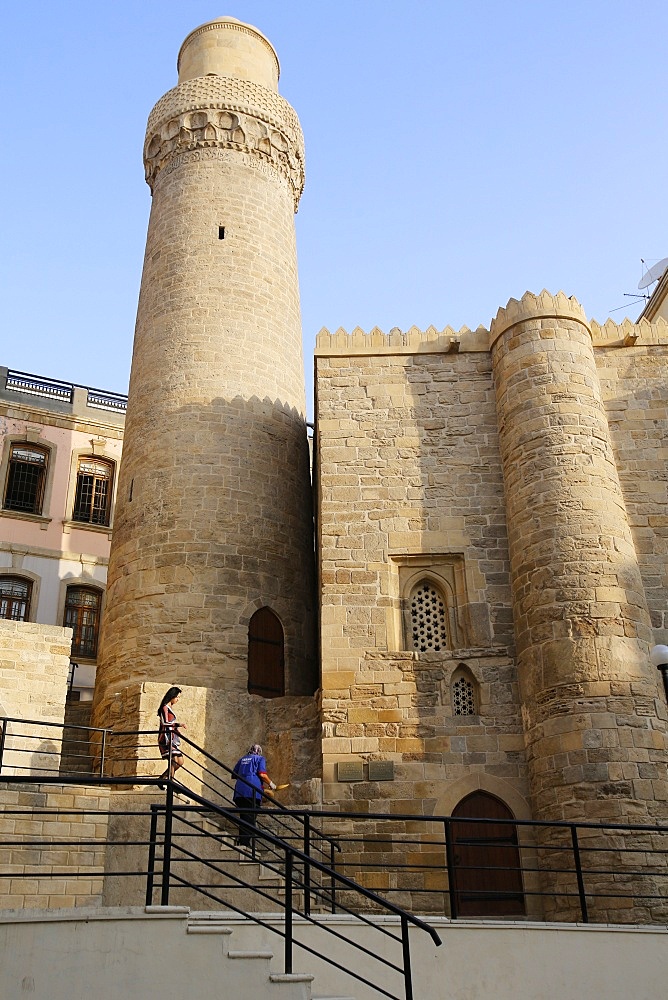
[232,744,276,848]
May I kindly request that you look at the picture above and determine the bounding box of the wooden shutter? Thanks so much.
[248,607,285,698]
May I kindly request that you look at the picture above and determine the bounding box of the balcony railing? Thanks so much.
[4,369,127,413]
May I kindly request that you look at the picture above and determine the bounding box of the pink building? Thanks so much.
[0,367,125,701]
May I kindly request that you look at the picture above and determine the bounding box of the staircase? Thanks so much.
[149,905,356,1000]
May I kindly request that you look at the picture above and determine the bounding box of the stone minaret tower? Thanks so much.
[94,19,316,729]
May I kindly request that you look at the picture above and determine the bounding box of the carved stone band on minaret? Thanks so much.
[144,75,305,208]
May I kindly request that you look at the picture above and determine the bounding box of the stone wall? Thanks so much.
[96,681,320,803]
[314,331,530,823]
[595,325,668,640]
[0,783,109,909]
[0,621,71,776]
[489,291,668,920]
[314,304,668,923]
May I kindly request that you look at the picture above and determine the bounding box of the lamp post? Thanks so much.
[649,645,668,703]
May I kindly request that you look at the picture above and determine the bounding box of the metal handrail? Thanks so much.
[149,777,441,1000]
[2,716,668,931]
[3,715,668,839]
[0,717,440,998]
[0,771,440,1000]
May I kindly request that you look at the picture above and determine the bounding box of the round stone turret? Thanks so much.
[94,20,316,737]
[491,290,668,919]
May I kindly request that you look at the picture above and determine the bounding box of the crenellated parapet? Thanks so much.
[316,305,668,359]
[590,315,668,347]
[489,290,590,348]
[315,323,488,356]
[144,75,305,207]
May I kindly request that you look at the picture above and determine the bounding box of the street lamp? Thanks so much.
[649,645,668,703]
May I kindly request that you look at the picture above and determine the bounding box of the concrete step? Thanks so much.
[268,973,315,1000]
[185,918,316,1000]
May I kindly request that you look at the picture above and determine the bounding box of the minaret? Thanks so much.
[94,19,316,727]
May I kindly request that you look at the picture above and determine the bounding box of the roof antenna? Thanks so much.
[610,257,668,313]
[638,256,668,290]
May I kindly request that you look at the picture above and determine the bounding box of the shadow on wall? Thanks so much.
[97,393,317,708]
[203,685,322,805]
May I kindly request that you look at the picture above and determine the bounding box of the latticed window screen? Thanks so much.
[72,458,113,525]
[410,581,448,652]
[64,587,101,658]
[0,577,31,621]
[3,445,48,514]
[453,675,476,715]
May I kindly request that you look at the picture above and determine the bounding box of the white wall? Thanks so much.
[0,907,665,1000]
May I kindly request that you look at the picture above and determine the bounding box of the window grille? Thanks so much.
[72,458,113,526]
[64,587,101,659]
[3,444,48,514]
[410,581,448,652]
[453,675,476,715]
[0,577,31,621]
[248,607,285,698]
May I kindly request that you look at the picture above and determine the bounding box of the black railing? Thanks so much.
[0,773,439,1000]
[146,778,441,1000]
[0,717,340,880]
[1,715,667,930]
[0,717,441,1000]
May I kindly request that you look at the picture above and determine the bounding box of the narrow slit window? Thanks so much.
[218,226,225,239]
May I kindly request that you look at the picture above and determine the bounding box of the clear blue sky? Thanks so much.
[1,1,666,416]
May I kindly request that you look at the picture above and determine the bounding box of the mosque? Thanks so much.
[1,16,667,933]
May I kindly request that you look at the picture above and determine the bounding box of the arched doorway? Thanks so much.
[451,791,525,917]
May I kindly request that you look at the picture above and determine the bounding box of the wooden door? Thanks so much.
[248,607,285,698]
[451,791,525,916]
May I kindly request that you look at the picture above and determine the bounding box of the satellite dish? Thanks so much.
[638,257,668,289]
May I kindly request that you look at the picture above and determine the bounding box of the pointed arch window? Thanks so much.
[0,577,32,621]
[409,580,448,652]
[248,607,285,698]
[452,665,478,716]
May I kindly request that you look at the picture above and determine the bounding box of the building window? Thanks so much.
[409,580,448,652]
[3,444,49,514]
[0,577,32,621]
[248,607,285,698]
[72,457,114,526]
[452,666,477,715]
[64,586,102,659]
